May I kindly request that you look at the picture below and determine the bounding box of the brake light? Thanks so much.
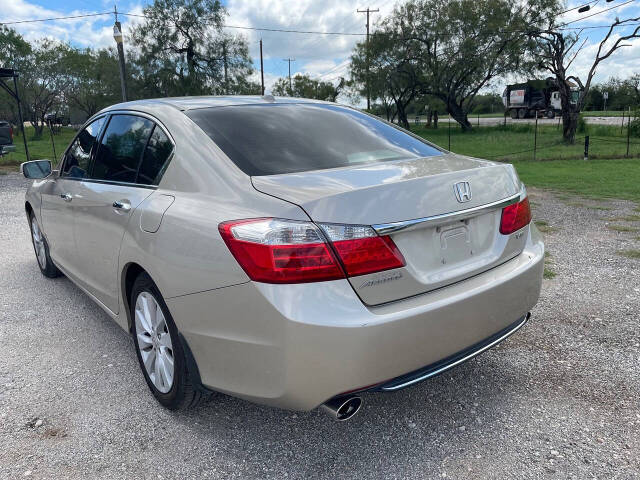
[219,218,405,284]
[9,126,13,141]
[319,223,405,276]
[500,197,532,234]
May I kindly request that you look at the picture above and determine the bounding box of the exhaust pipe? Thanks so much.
[321,396,362,421]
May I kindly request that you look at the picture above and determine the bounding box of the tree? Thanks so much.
[350,20,421,129]
[0,26,32,124]
[131,0,255,97]
[65,48,121,117]
[534,18,640,143]
[350,0,559,131]
[17,40,74,137]
[271,74,343,101]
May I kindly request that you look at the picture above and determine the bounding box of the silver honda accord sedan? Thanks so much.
[21,96,544,420]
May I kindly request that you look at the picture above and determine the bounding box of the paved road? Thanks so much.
[430,116,626,126]
[1,173,639,479]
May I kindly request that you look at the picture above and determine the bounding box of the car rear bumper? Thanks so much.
[166,225,544,411]
[0,144,15,155]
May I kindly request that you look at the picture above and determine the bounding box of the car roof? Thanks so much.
[101,95,334,114]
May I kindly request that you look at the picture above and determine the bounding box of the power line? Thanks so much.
[560,0,637,26]
[2,1,638,36]
[0,11,112,25]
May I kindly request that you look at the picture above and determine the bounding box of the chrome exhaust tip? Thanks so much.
[321,396,362,421]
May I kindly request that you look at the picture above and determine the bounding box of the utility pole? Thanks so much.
[260,39,265,95]
[357,7,379,111]
[283,58,295,95]
[222,39,229,95]
[112,6,128,102]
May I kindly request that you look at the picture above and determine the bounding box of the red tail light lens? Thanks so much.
[9,126,13,141]
[320,224,405,276]
[219,218,405,284]
[219,219,344,283]
[500,197,532,235]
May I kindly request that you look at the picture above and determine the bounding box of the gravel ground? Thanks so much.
[1,172,639,479]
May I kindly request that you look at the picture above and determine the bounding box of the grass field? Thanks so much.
[0,126,75,167]
[512,159,640,202]
[2,124,639,203]
[415,123,640,162]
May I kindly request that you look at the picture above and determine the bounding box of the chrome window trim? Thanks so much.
[372,184,527,235]
[59,109,176,187]
[56,176,158,190]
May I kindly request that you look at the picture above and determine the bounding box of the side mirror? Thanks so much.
[20,160,52,179]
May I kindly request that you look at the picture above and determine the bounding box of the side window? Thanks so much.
[61,117,105,178]
[92,115,153,183]
[137,127,174,185]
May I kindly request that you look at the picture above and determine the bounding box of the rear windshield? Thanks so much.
[186,104,442,176]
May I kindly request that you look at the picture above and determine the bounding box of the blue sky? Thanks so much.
[6,0,640,96]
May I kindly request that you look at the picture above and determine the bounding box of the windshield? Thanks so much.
[186,104,443,176]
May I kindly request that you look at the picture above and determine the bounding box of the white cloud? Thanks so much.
[5,0,640,99]
[225,0,396,79]
[4,0,144,49]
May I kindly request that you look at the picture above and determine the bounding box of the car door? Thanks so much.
[40,116,106,276]
[71,113,168,314]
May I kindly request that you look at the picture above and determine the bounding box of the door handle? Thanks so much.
[60,193,72,202]
[112,200,131,212]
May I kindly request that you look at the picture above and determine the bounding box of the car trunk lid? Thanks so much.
[252,154,527,305]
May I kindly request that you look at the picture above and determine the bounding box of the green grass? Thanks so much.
[617,249,640,259]
[415,123,640,163]
[0,126,75,167]
[607,224,639,233]
[584,205,614,210]
[511,159,640,202]
[605,215,640,222]
[580,111,627,117]
[534,220,558,233]
[543,251,556,279]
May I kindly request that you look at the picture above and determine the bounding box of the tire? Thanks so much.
[517,108,526,119]
[130,272,205,410]
[546,110,555,119]
[509,109,518,119]
[28,212,62,278]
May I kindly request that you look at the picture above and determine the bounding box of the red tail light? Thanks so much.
[500,197,532,235]
[219,218,405,284]
[9,126,13,141]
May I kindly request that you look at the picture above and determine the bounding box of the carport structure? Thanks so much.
[0,67,30,161]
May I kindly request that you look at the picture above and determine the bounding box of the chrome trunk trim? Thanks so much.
[372,186,526,235]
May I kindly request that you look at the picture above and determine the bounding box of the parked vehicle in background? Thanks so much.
[502,78,581,120]
[20,96,544,421]
[0,120,16,156]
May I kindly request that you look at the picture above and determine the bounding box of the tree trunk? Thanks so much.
[447,101,472,131]
[396,101,410,130]
[556,80,579,144]
[562,110,578,144]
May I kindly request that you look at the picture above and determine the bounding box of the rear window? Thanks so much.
[186,104,442,176]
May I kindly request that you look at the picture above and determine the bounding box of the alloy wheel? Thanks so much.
[135,291,174,393]
[31,217,46,270]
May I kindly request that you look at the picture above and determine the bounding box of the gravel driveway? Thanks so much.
[1,172,639,479]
